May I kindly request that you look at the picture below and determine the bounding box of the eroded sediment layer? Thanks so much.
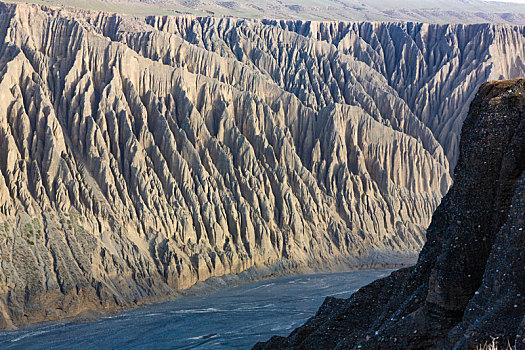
[0,2,523,328]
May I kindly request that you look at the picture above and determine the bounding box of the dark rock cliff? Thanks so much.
[254,79,525,349]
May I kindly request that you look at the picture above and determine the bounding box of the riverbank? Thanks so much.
[3,250,416,331]
[0,268,400,349]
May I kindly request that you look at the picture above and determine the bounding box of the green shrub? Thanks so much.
[24,223,33,236]
[32,218,41,231]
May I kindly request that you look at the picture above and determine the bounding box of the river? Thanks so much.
[0,269,394,349]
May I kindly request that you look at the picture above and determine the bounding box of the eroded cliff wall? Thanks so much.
[0,2,523,328]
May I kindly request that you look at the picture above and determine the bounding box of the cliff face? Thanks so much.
[0,2,523,328]
[255,79,525,349]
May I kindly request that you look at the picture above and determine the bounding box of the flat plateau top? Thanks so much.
[3,0,525,23]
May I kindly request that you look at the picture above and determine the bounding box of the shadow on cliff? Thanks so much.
[254,79,525,349]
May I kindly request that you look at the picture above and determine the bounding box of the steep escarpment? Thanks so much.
[0,3,449,328]
[151,17,525,168]
[272,21,525,168]
[255,79,525,349]
[0,2,522,329]
[88,13,525,169]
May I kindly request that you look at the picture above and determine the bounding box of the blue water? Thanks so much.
[0,269,393,349]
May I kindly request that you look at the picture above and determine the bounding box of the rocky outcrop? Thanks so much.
[0,2,522,328]
[255,79,525,349]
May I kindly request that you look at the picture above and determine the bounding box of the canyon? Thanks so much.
[0,1,523,329]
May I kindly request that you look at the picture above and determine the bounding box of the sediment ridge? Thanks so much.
[0,2,523,328]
